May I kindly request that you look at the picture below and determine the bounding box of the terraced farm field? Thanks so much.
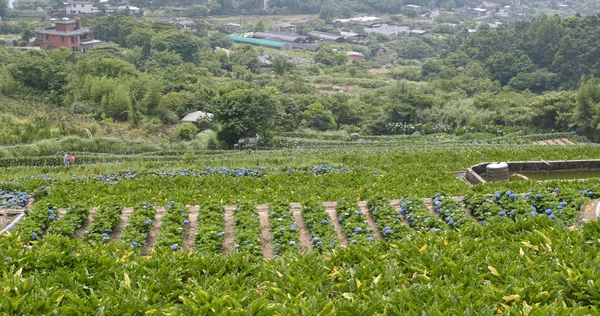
[2,140,600,314]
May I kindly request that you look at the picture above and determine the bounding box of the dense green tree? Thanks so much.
[210,87,282,146]
[303,102,337,131]
[271,55,295,75]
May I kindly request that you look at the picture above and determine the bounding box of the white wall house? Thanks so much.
[65,1,94,14]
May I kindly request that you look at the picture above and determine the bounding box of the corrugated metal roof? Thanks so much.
[226,35,288,48]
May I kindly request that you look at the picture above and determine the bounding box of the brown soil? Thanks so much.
[324,202,348,247]
[110,207,133,241]
[183,206,200,251]
[561,138,575,145]
[290,203,313,253]
[74,207,97,238]
[256,204,274,259]
[222,206,235,254]
[553,139,565,145]
[142,207,164,255]
[358,201,383,240]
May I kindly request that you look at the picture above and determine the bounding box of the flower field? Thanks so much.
[1,144,600,312]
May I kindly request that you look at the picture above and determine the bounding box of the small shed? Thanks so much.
[346,51,365,62]
[277,23,296,32]
[226,35,290,50]
[181,111,214,123]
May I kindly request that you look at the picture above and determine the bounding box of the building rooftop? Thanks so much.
[226,35,288,48]
[35,27,92,36]
[181,111,214,122]
[364,25,410,36]
[346,51,364,57]
[334,16,379,23]
[253,31,313,43]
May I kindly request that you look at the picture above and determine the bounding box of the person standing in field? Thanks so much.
[64,152,72,166]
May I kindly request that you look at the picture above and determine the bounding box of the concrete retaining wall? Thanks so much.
[466,159,600,185]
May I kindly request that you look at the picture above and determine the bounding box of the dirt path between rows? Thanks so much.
[74,207,97,238]
[290,203,313,253]
[422,198,440,217]
[257,204,274,259]
[183,206,200,251]
[222,206,235,254]
[324,202,348,247]
[110,207,133,241]
[358,201,383,240]
[142,208,164,254]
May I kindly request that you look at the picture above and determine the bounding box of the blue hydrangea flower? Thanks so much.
[216,232,223,237]
[131,241,138,247]
[289,241,296,246]
[171,244,178,250]
[183,219,190,225]
[102,233,109,238]
[329,241,335,246]
[355,227,362,233]
[545,209,553,215]
[289,225,296,231]
[338,216,344,223]
[30,232,37,240]
[316,241,322,246]
[367,237,373,241]
[143,220,152,226]
[351,240,357,244]
[498,211,506,216]
[321,219,328,224]
[549,214,556,219]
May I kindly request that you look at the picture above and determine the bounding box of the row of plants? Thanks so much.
[463,188,588,225]
[267,201,300,257]
[233,202,262,257]
[399,198,446,233]
[84,203,123,242]
[120,202,157,250]
[336,199,375,245]
[431,194,476,228]
[155,202,189,251]
[299,200,338,252]
[45,204,89,237]
[194,203,225,254]
[2,216,600,313]
[14,202,57,241]
[367,197,412,241]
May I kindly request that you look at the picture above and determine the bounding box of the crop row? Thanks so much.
[268,201,300,257]
[84,204,123,242]
[431,194,476,228]
[399,198,446,233]
[12,193,593,255]
[120,202,157,249]
[194,203,225,253]
[367,198,412,241]
[337,199,375,245]
[233,202,262,257]
[300,200,337,251]
[464,188,592,225]
[156,202,189,251]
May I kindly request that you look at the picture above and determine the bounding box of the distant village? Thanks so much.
[1,0,579,56]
